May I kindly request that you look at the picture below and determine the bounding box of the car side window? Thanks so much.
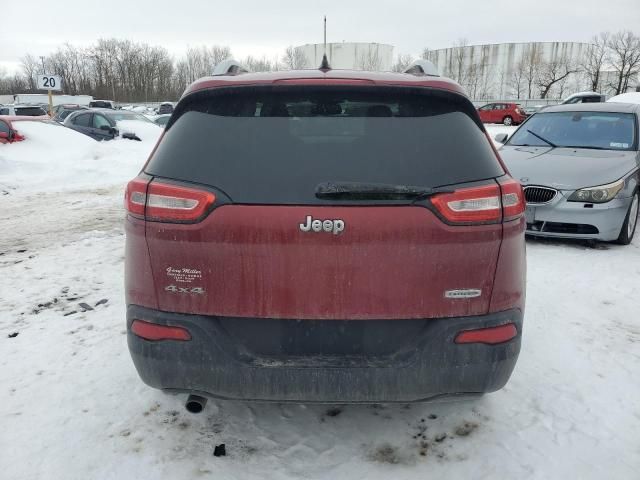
[92,114,111,129]
[0,120,10,134]
[479,104,493,111]
[0,108,10,115]
[73,113,92,127]
[494,104,504,110]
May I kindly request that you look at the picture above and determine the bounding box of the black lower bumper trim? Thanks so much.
[127,306,523,403]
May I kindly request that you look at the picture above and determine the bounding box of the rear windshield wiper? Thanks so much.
[526,129,557,148]
[315,181,454,200]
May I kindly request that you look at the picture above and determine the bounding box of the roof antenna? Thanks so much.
[320,15,331,71]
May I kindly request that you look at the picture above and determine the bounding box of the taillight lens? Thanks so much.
[131,319,191,341]
[125,178,148,217]
[499,178,525,221]
[431,184,502,224]
[454,323,518,345]
[431,179,525,225]
[125,178,216,223]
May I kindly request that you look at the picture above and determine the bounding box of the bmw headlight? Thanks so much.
[568,179,625,203]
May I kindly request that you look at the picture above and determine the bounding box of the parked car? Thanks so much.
[0,104,49,117]
[522,105,543,116]
[88,99,115,109]
[152,114,170,127]
[64,109,155,141]
[0,115,55,144]
[560,91,607,104]
[51,104,89,123]
[496,103,640,244]
[607,92,640,105]
[157,102,174,115]
[124,61,526,408]
[477,102,527,125]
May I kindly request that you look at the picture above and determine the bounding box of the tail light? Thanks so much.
[431,179,524,225]
[431,184,502,224]
[125,177,215,223]
[454,323,518,345]
[131,319,191,341]
[499,178,525,221]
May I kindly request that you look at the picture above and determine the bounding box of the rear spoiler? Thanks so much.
[212,59,250,76]
[404,60,439,77]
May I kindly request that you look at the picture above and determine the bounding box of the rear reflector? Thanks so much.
[125,178,215,223]
[131,319,191,341]
[431,184,502,224]
[454,323,517,345]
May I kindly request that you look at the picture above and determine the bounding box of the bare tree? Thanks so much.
[536,54,579,99]
[282,46,308,70]
[21,54,40,91]
[508,60,527,98]
[448,38,468,84]
[358,47,382,71]
[420,48,434,61]
[243,56,273,72]
[580,32,610,92]
[521,44,543,99]
[608,30,640,95]
[392,54,414,72]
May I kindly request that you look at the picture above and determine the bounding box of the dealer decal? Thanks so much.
[166,266,202,284]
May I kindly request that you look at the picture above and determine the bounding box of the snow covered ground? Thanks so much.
[1,124,639,480]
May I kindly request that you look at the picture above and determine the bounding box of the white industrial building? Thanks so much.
[424,42,591,100]
[296,42,394,72]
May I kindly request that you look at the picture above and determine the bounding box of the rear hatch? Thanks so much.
[138,85,509,320]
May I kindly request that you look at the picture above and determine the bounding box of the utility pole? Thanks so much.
[39,56,46,74]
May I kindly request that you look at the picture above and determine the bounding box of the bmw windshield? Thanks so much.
[507,111,637,151]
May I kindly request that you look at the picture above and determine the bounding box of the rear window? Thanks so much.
[15,107,46,116]
[89,101,112,108]
[146,86,504,204]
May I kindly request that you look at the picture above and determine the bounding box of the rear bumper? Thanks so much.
[127,305,523,403]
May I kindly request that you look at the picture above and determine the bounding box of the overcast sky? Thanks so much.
[1,0,639,73]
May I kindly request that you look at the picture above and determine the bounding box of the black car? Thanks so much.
[52,104,89,123]
[157,102,174,115]
[89,100,115,109]
[64,109,153,141]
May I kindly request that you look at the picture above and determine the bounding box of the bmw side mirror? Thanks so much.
[100,125,111,131]
[494,133,509,144]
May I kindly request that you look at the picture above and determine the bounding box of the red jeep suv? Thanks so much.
[125,61,526,409]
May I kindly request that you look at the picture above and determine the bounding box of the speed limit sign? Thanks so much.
[36,74,62,91]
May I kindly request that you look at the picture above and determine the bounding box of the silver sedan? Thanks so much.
[496,103,640,244]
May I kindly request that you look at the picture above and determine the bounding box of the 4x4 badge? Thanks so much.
[299,215,345,235]
[165,285,205,294]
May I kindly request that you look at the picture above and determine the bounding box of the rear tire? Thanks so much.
[616,191,639,245]
[503,116,513,126]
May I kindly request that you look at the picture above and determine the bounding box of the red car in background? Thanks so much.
[478,102,527,125]
[0,115,51,144]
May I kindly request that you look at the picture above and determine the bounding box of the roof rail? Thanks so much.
[212,59,249,76]
[404,60,439,77]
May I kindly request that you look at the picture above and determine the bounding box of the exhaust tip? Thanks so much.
[185,394,207,414]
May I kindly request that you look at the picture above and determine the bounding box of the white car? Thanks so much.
[0,104,49,117]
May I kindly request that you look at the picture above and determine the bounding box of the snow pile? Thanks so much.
[0,121,159,194]
[606,92,640,104]
[486,124,518,145]
[116,119,162,141]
